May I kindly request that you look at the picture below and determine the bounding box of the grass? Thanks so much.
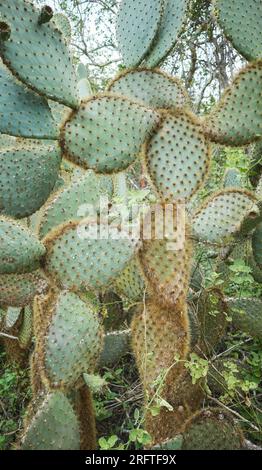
[0,347,31,450]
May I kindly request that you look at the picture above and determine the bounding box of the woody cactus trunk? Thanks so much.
[0,0,261,450]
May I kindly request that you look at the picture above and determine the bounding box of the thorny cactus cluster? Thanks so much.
[0,0,261,450]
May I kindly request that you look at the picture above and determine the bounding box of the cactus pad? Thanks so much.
[0,217,46,274]
[197,289,227,355]
[153,436,183,450]
[0,0,78,108]
[215,0,262,61]
[227,297,262,340]
[116,0,164,67]
[0,271,48,307]
[18,306,33,349]
[108,69,189,110]
[61,94,159,173]
[131,300,190,400]
[144,0,189,67]
[193,190,260,245]
[43,220,140,291]
[21,392,80,450]
[223,168,243,188]
[203,61,262,146]
[252,222,262,268]
[71,386,97,450]
[78,78,92,100]
[181,408,243,450]
[114,257,146,302]
[37,291,103,388]
[4,307,21,329]
[0,142,61,218]
[99,330,130,367]
[144,110,210,202]
[52,13,71,45]
[37,171,113,239]
[0,61,57,139]
[139,209,192,307]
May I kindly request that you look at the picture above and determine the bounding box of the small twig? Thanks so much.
[213,338,253,360]
[0,332,19,340]
[0,399,8,417]
[208,396,260,431]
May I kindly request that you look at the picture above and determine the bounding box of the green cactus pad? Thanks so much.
[4,306,21,329]
[116,0,164,67]
[77,63,88,80]
[227,297,262,340]
[0,0,78,108]
[144,0,189,67]
[153,436,183,450]
[197,289,227,355]
[0,217,46,274]
[132,301,190,394]
[0,271,48,307]
[181,408,243,450]
[43,219,140,291]
[51,13,71,45]
[61,94,159,174]
[108,69,189,110]
[114,257,146,302]
[203,61,262,146]
[215,0,262,61]
[78,78,92,100]
[99,330,130,368]
[193,190,260,245]
[144,110,210,202]
[0,62,57,139]
[139,210,192,307]
[37,171,113,239]
[41,291,103,388]
[21,392,80,450]
[18,306,33,349]
[0,142,61,219]
[48,100,71,127]
[223,168,243,188]
[252,222,262,268]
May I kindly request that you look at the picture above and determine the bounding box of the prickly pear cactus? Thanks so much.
[0,142,61,218]
[34,290,103,388]
[0,0,78,107]
[108,69,189,110]
[21,392,80,450]
[181,408,244,450]
[43,220,140,291]
[215,0,262,62]
[0,217,45,274]
[60,94,159,173]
